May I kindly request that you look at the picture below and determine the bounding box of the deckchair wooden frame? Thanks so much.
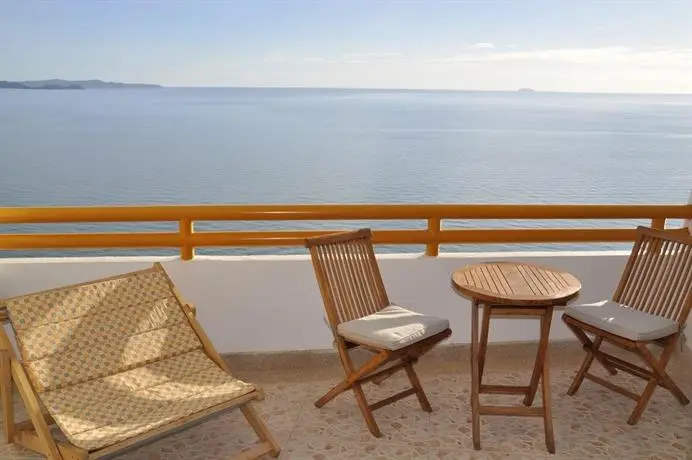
[563,226,692,425]
[306,228,452,437]
[0,263,280,460]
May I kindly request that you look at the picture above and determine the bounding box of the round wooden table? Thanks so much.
[451,261,581,453]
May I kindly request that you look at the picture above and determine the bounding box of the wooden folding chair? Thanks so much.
[0,263,280,459]
[562,226,691,424]
[305,228,452,437]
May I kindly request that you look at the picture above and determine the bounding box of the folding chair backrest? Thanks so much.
[614,226,692,326]
[1,263,203,393]
[306,228,390,328]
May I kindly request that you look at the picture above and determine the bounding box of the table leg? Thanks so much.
[542,332,555,454]
[477,304,491,385]
[524,307,553,407]
[471,299,481,450]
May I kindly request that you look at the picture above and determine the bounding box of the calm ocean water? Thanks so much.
[1,88,691,256]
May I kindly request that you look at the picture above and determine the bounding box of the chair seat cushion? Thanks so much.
[564,300,679,342]
[39,349,256,452]
[337,304,450,350]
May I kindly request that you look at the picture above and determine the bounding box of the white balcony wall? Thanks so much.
[5,251,682,354]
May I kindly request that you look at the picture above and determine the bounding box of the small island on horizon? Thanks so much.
[517,88,536,93]
[0,79,163,90]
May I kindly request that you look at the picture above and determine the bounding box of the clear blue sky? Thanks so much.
[2,0,691,92]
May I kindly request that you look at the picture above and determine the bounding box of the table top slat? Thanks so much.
[490,263,515,295]
[480,264,504,296]
[452,262,581,306]
[516,264,542,296]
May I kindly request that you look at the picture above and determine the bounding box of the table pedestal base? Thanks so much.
[471,302,555,453]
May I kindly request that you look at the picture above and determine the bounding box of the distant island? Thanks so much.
[0,81,84,90]
[517,88,536,93]
[0,79,162,90]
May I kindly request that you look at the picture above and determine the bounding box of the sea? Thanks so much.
[1,87,691,257]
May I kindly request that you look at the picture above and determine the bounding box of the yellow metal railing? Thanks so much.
[0,204,690,260]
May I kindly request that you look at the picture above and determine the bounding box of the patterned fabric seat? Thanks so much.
[40,350,254,451]
[0,264,278,458]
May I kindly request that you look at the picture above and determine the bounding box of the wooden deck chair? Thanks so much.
[562,226,692,425]
[0,263,280,460]
[305,228,452,437]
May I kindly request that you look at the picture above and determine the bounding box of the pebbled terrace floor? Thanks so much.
[1,341,691,460]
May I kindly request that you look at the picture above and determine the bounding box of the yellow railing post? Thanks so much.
[426,217,441,256]
[651,217,666,230]
[179,219,194,260]
[649,218,667,252]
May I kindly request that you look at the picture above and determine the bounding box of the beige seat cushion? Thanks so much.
[337,304,449,350]
[40,349,255,451]
[564,300,679,342]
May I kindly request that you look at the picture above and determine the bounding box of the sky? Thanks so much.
[2,0,692,93]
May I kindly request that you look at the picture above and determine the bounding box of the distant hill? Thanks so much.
[0,81,84,90]
[1,79,162,89]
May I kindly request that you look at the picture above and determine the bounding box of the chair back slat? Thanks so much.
[654,241,685,317]
[307,229,390,327]
[614,227,692,325]
[666,244,692,322]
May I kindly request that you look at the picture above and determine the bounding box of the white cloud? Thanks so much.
[428,47,692,67]
[480,47,633,63]
[470,42,495,49]
[341,52,402,59]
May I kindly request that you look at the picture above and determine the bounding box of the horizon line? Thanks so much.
[5,79,692,96]
[166,85,692,96]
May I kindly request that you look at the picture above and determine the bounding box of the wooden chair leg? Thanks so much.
[11,361,64,460]
[317,332,449,438]
[525,307,553,406]
[316,344,388,436]
[638,339,689,405]
[0,351,14,443]
[566,335,602,396]
[314,350,388,408]
[240,403,281,458]
[352,382,381,437]
[627,341,689,425]
[404,362,432,412]
[315,379,353,408]
[564,318,617,376]
[628,377,658,425]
